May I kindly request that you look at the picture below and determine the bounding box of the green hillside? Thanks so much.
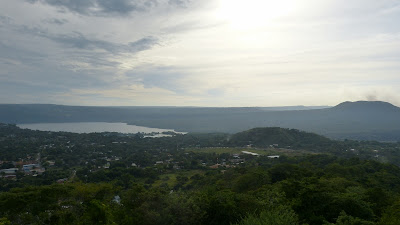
[230,127,334,149]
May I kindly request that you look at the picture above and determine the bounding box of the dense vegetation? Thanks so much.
[2,124,400,224]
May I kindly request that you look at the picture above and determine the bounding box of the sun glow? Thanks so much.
[217,0,296,29]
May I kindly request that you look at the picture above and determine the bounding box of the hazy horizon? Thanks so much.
[1,1,400,106]
[0,100,399,108]
[0,102,332,107]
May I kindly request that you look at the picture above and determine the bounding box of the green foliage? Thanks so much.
[2,124,400,225]
[379,198,400,225]
[235,205,299,225]
[0,218,11,225]
[80,199,116,225]
[233,169,270,192]
[324,211,375,225]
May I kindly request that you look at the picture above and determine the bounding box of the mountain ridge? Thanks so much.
[1,101,400,141]
[331,101,400,112]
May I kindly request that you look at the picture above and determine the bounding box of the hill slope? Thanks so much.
[230,127,334,149]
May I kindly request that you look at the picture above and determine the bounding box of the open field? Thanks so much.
[185,147,317,156]
[152,170,205,188]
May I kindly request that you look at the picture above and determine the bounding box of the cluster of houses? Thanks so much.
[154,160,183,170]
[0,168,18,179]
[208,152,280,169]
[0,162,45,179]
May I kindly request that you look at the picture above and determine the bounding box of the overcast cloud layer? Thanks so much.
[1,0,400,106]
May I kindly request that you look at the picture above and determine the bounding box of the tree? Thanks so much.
[0,218,11,225]
[324,211,375,225]
[236,205,299,225]
[379,198,400,225]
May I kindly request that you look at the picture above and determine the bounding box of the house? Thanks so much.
[0,168,18,175]
[209,164,220,169]
[23,164,40,173]
[113,195,121,204]
[46,160,56,166]
[31,167,45,175]
[3,175,16,180]
[173,164,181,170]
[230,158,245,163]
[57,178,67,184]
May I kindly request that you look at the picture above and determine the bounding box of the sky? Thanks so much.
[0,0,400,106]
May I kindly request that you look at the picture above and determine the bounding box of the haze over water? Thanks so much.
[18,122,178,134]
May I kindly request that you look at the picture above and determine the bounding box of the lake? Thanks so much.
[17,122,181,135]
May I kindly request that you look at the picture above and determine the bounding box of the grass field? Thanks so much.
[185,147,317,156]
[152,170,205,188]
[152,147,318,188]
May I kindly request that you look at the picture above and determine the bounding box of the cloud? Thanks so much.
[43,18,68,25]
[25,0,198,17]
[125,66,187,94]
[0,41,46,66]
[26,0,160,17]
[365,91,379,101]
[168,0,191,7]
[129,36,159,52]
[49,32,117,51]
[20,25,159,54]
[26,0,95,14]
[0,15,12,25]
[1,0,400,106]
[207,88,224,97]
[1,16,159,71]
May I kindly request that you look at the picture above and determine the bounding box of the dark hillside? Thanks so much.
[229,127,334,149]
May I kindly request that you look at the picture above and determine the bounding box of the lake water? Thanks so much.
[17,122,181,135]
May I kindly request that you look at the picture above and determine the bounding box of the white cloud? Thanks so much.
[0,0,400,106]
